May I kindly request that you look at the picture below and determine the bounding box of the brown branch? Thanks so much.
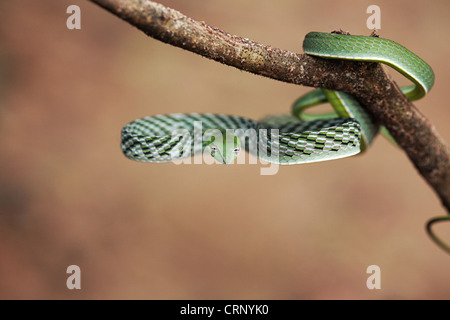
[89,0,450,211]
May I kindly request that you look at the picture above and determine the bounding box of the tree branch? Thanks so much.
[89,0,450,211]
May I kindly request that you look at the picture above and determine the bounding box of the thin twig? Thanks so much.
[89,0,450,211]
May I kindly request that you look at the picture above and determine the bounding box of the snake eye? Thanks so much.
[210,144,217,155]
[233,146,240,154]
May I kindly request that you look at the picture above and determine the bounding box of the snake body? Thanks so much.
[121,113,362,164]
[121,32,434,165]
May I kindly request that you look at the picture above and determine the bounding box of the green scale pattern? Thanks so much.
[121,32,434,165]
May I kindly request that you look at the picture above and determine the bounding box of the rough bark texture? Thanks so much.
[89,0,450,211]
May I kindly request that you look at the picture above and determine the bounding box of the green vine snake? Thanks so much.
[121,32,434,165]
[121,32,448,252]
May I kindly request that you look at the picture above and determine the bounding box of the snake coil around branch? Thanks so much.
[89,0,450,253]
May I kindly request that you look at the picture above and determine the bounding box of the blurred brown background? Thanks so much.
[0,0,449,299]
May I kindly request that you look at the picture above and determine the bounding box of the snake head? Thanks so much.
[206,133,241,165]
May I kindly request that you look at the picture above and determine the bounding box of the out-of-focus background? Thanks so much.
[0,0,449,299]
